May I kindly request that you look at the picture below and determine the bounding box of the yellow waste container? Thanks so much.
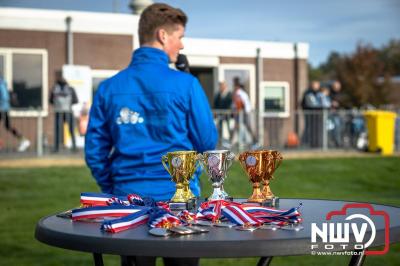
[364,110,397,155]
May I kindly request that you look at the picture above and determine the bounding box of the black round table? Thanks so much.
[35,199,400,266]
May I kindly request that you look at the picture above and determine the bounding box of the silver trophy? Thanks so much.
[198,150,235,200]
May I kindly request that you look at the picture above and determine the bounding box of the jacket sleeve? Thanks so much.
[187,78,218,152]
[84,83,113,193]
[70,86,79,104]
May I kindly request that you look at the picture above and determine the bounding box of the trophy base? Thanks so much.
[261,197,279,207]
[168,198,197,211]
[243,197,279,207]
[205,196,233,202]
[224,196,234,201]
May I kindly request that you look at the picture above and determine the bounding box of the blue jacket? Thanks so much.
[0,78,10,112]
[85,47,218,201]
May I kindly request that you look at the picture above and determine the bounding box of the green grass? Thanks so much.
[0,157,399,265]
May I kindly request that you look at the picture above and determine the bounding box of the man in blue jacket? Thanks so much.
[85,4,217,202]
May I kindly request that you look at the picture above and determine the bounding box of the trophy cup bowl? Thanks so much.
[238,150,275,203]
[161,151,198,209]
[261,150,283,202]
[198,150,235,201]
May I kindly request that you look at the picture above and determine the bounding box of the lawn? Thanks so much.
[0,156,399,265]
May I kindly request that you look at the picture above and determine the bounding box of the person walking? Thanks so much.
[0,76,30,152]
[229,77,258,149]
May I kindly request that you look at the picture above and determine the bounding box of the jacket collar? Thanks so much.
[129,46,169,67]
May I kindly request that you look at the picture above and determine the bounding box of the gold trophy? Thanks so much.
[261,150,283,206]
[161,151,198,210]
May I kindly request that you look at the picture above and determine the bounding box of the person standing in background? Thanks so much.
[214,81,232,145]
[329,80,345,147]
[50,71,78,152]
[0,76,30,152]
[301,80,323,147]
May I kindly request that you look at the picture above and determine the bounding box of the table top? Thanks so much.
[35,199,400,258]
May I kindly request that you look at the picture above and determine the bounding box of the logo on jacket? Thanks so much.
[116,107,144,125]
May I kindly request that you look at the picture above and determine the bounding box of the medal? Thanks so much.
[259,224,279,230]
[236,225,258,231]
[192,220,214,226]
[280,224,304,231]
[188,226,210,233]
[56,209,72,219]
[149,228,171,237]
[214,222,236,228]
[169,226,193,235]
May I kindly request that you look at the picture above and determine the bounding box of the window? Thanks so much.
[218,64,256,107]
[0,48,48,116]
[12,54,43,108]
[260,81,290,117]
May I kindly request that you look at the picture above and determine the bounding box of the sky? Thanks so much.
[1,0,399,66]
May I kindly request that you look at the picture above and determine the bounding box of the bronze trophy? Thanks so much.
[239,150,282,206]
[261,150,283,206]
[162,151,198,210]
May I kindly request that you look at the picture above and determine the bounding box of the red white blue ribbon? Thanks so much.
[148,208,182,228]
[80,192,129,207]
[71,205,148,221]
[195,200,302,226]
[101,208,150,233]
[177,210,197,223]
[127,194,145,205]
[221,204,260,225]
[73,193,302,233]
[107,197,130,206]
[242,204,302,225]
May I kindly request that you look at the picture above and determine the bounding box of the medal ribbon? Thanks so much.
[148,208,182,228]
[71,205,148,221]
[80,192,129,207]
[101,208,150,233]
[74,193,302,232]
[177,210,197,223]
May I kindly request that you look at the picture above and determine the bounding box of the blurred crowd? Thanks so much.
[301,80,367,149]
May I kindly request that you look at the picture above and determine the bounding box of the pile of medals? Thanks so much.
[65,192,303,236]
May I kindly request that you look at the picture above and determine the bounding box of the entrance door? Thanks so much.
[191,67,216,106]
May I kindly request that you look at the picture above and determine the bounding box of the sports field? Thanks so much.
[0,156,399,265]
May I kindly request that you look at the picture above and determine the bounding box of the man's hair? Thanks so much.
[139,3,187,45]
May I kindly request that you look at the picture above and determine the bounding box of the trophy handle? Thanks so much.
[192,156,201,178]
[197,153,204,163]
[226,151,235,168]
[196,153,205,171]
[274,152,283,170]
[161,155,172,175]
[238,153,247,170]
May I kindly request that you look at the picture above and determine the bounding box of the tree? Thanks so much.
[312,39,399,108]
[379,39,400,75]
[336,43,391,107]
